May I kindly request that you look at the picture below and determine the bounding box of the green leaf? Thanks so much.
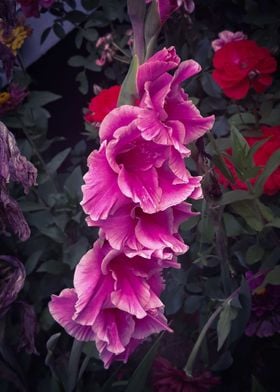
[261,107,280,126]
[217,302,238,351]
[125,333,163,392]
[230,126,249,167]
[82,28,98,42]
[64,166,83,199]
[220,190,255,205]
[255,200,273,222]
[223,213,245,237]
[102,0,126,21]
[230,200,264,232]
[118,55,139,106]
[66,10,87,23]
[26,91,61,107]
[81,0,100,10]
[251,376,266,392]
[40,226,66,243]
[75,30,83,49]
[68,55,86,67]
[25,250,43,274]
[263,265,280,286]
[76,71,89,95]
[253,150,280,196]
[46,148,71,174]
[201,73,222,98]
[53,23,66,39]
[19,201,47,212]
[180,215,200,231]
[184,295,204,314]
[266,218,280,228]
[229,112,255,127]
[63,237,89,269]
[207,133,234,182]
[37,260,67,275]
[45,333,61,380]
[246,245,265,265]
[41,27,52,44]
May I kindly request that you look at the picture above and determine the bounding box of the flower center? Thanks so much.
[248,69,260,80]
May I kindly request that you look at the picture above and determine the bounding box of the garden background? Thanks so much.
[0,1,280,391]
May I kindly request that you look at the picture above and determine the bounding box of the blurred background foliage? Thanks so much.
[0,0,280,391]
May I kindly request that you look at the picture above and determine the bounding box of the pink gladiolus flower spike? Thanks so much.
[50,46,214,368]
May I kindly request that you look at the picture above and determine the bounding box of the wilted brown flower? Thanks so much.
[0,121,37,240]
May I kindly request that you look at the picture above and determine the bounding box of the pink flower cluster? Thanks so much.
[49,47,214,368]
[95,34,116,67]
[211,30,248,52]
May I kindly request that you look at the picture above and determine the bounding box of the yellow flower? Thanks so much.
[0,25,31,55]
[0,92,11,106]
[255,286,266,296]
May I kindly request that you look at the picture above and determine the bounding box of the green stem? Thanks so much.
[183,271,265,376]
[211,203,232,295]
[184,302,224,376]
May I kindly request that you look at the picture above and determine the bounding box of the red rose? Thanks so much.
[216,125,280,196]
[212,40,277,100]
[84,85,121,125]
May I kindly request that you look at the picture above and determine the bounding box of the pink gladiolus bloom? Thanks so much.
[82,107,203,218]
[82,47,213,219]
[87,202,196,260]
[211,30,247,52]
[49,240,172,368]
[137,47,215,150]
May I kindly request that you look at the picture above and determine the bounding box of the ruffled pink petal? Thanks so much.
[172,202,198,230]
[107,126,168,176]
[73,242,114,325]
[89,204,142,252]
[168,148,190,181]
[109,260,153,318]
[99,105,140,142]
[93,309,135,354]
[81,142,127,221]
[97,338,141,368]
[137,47,180,95]
[118,165,162,213]
[141,73,172,118]
[49,289,95,341]
[157,164,201,210]
[133,310,172,339]
[166,100,215,144]
[135,208,189,258]
[171,59,201,93]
